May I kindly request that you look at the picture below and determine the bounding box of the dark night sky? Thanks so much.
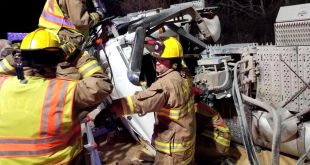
[0,1,45,39]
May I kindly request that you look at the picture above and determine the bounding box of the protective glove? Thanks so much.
[89,12,101,26]
[60,41,79,61]
[0,42,18,59]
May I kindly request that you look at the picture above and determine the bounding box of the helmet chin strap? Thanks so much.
[172,63,178,70]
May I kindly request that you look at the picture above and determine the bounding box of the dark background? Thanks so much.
[2,0,310,44]
[0,1,45,39]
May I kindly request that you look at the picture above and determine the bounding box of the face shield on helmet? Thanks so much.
[145,37,184,72]
[149,37,183,59]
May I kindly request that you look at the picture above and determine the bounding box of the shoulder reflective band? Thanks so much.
[0,59,15,75]
[40,0,76,29]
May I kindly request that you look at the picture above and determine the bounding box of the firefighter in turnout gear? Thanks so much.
[0,28,113,164]
[195,101,231,157]
[109,37,196,165]
[39,0,105,59]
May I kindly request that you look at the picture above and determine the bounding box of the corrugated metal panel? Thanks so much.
[255,46,310,113]
[275,21,310,46]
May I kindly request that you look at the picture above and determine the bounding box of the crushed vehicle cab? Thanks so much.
[80,0,310,164]
[86,0,222,157]
[90,2,310,164]
[5,0,310,164]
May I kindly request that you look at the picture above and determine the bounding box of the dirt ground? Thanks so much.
[87,109,298,165]
[96,130,143,165]
[93,129,298,165]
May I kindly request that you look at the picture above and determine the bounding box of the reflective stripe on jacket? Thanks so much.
[201,129,230,147]
[154,96,196,156]
[117,69,196,159]
[39,0,77,34]
[154,133,195,154]
[119,94,196,155]
[158,97,195,120]
[196,102,231,150]
[57,52,104,80]
[0,58,15,75]
[78,58,102,78]
[0,75,82,164]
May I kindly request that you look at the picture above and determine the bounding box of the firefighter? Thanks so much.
[109,37,196,165]
[39,0,105,58]
[0,0,107,82]
[195,101,231,161]
[0,39,11,60]
[0,28,113,164]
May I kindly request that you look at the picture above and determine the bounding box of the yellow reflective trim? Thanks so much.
[158,97,194,120]
[217,126,230,132]
[201,130,230,147]
[171,147,187,152]
[79,60,97,72]
[155,147,171,154]
[154,136,195,154]
[181,145,195,165]
[126,96,135,114]
[2,59,14,71]
[155,142,187,153]
[160,108,181,119]
[0,76,81,164]
[160,107,180,113]
[212,114,219,122]
[158,112,179,120]
[155,140,169,146]
[157,111,170,118]
[78,60,102,78]
[0,59,14,74]
[83,66,101,78]
[182,156,193,165]
[161,108,181,115]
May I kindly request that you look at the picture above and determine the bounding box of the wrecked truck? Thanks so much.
[90,2,310,165]
[13,1,308,164]
[85,0,222,159]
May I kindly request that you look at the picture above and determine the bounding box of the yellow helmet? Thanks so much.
[151,37,183,59]
[20,28,61,51]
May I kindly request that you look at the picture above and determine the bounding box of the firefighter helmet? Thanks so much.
[151,37,183,59]
[20,28,61,51]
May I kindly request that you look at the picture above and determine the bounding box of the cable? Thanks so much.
[241,94,281,165]
[232,60,260,165]
[296,144,310,165]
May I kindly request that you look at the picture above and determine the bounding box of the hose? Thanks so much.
[232,81,256,164]
[296,144,310,165]
[232,60,260,165]
[241,94,281,165]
